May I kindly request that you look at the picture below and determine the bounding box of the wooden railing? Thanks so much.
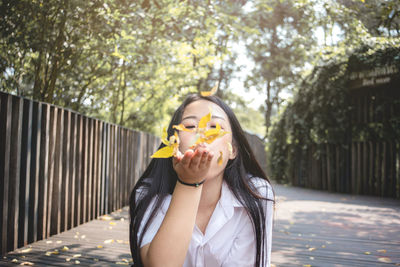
[0,91,160,255]
[288,142,400,198]
[245,132,268,175]
[0,91,269,255]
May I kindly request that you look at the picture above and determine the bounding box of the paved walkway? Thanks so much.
[272,184,400,267]
[1,183,400,266]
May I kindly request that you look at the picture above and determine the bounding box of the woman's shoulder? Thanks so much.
[248,175,274,200]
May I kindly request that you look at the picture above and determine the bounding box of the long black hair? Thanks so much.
[129,94,274,266]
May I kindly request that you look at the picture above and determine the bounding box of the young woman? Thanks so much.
[129,94,275,267]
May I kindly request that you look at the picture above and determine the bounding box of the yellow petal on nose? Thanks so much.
[217,151,223,166]
[198,110,211,129]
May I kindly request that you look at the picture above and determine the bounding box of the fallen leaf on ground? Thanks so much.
[99,215,113,221]
[45,250,59,256]
[308,247,316,252]
[104,239,114,244]
[20,261,34,266]
[20,248,32,253]
[61,246,69,252]
[377,249,387,253]
[109,222,116,226]
[97,245,103,248]
[378,257,392,263]
[364,252,371,255]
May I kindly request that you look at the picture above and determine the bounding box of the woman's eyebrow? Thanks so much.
[182,115,225,121]
[212,115,225,121]
[181,115,197,121]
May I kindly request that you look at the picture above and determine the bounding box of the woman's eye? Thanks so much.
[210,125,217,129]
[185,125,196,129]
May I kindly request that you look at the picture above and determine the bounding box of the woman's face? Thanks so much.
[178,99,236,177]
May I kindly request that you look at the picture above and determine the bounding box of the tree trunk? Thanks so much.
[265,80,272,137]
[119,61,127,126]
[46,6,68,103]
[33,9,47,100]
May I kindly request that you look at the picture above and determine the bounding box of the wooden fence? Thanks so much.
[245,132,268,175]
[288,142,400,198]
[286,71,400,199]
[0,91,269,255]
[0,91,160,255]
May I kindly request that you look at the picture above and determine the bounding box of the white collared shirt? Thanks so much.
[139,178,274,267]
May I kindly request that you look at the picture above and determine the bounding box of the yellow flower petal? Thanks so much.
[161,127,169,145]
[217,151,223,166]
[173,132,179,143]
[151,145,174,158]
[204,123,221,137]
[173,124,193,132]
[227,142,233,155]
[200,82,219,96]
[198,110,211,129]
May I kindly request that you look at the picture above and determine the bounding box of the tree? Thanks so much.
[243,0,316,137]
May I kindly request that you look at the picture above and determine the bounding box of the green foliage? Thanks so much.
[0,0,240,134]
[268,40,400,183]
[2,0,400,139]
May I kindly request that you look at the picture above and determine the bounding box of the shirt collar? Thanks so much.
[220,180,244,211]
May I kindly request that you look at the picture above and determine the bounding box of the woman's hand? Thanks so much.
[173,145,214,184]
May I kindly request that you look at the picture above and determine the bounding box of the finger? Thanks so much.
[180,149,194,166]
[189,148,203,168]
[173,156,180,167]
[205,151,214,167]
[198,149,209,167]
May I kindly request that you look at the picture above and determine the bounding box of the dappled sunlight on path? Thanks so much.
[2,185,399,266]
[1,207,132,266]
[271,183,400,267]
